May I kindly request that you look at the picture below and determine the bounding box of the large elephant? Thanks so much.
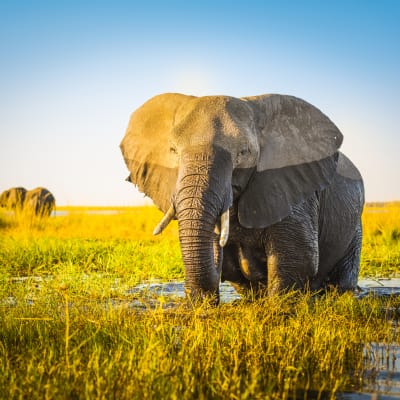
[120,93,364,302]
[0,187,55,217]
[0,187,27,211]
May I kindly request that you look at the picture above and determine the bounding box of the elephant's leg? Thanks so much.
[324,223,362,292]
[237,245,268,294]
[265,199,319,294]
[221,243,252,294]
[221,243,268,296]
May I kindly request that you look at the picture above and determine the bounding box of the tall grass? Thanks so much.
[0,288,398,399]
[0,207,182,300]
[361,202,400,277]
[0,204,399,398]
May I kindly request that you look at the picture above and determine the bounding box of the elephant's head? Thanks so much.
[120,93,342,302]
[0,187,27,210]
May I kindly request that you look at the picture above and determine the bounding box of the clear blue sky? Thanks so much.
[1,1,399,205]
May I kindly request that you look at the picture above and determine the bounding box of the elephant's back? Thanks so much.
[317,152,364,272]
[25,187,56,216]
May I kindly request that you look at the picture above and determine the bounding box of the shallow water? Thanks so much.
[358,278,400,298]
[51,209,120,217]
[128,281,241,304]
[361,342,400,398]
[128,278,400,307]
[51,210,68,216]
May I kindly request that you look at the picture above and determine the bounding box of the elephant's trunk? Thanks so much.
[175,146,232,303]
[178,215,220,300]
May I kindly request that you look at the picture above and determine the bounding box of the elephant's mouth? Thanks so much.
[153,204,230,248]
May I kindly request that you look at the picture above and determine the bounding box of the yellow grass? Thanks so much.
[361,202,400,277]
[0,203,399,398]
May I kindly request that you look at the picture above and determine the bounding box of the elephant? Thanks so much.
[0,187,55,217]
[0,187,27,211]
[120,93,364,303]
[24,187,56,217]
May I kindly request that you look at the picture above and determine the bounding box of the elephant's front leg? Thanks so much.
[237,245,268,294]
[221,244,252,294]
[221,243,267,297]
[265,201,319,294]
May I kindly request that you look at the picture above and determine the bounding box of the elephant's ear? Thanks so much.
[238,94,343,228]
[120,93,195,213]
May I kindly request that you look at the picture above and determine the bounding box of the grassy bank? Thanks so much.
[0,204,399,398]
[362,202,400,277]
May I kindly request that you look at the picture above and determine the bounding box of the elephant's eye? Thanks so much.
[235,149,250,165]
[170,146,177,154]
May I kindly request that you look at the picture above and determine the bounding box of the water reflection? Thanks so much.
[357,279,400,299]
[358,342,400,399]
[127,281,241,309]
[129,279,400,306]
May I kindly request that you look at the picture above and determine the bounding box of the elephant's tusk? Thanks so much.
[153,205,175,235]
[219,209,230,247]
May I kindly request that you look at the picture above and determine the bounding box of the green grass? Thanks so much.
[0,204,399,399]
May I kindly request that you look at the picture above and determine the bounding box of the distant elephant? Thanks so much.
[120,93,364,302]
[0,187,27,211]
[24,187,56,217]
[0,187,55,217]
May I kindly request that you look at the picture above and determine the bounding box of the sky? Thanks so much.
[1,0,399,205]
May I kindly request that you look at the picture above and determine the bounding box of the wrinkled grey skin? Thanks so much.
[0,187,55,217]
[120,93,364,303]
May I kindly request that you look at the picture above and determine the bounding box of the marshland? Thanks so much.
[0,203,400,399]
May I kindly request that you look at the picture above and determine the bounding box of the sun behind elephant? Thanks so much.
[0,187,55,217]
